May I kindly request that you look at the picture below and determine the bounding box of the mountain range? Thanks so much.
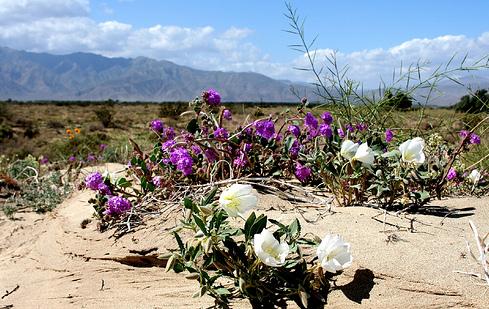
[0,46,488,105]
[0,46,313,102]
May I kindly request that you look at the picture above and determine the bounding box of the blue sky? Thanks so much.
[1,0,488,87]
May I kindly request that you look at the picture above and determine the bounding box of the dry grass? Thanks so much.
[0,102,487,169]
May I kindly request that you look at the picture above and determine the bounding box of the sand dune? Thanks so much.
[1,164,488,308]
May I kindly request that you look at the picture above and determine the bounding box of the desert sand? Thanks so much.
[1,163,488,308]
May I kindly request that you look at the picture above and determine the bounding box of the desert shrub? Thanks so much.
[2,169,72,217]
[0,102,10,119]
[94,107,114,128]
[0,122,13,141]
[23,124,39,139]
[19,170,72,213]
[48,131,109,162]
[8,155,39,179]
[47,120,65,129]
[158,102,188,118]
[380,89,413,110]
[454,89,489,114]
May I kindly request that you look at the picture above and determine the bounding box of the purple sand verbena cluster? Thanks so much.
[104,196,132,216]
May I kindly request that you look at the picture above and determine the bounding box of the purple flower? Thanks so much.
[182,132,194,143]
[289,140,301,157]
[203,88,221,106]
[97,183,111,195]
[191,144,202,155]
[243,127,252,137]
[255,120,275,140]
[319,124,333,138]
[274,133,283,142]
[214,127,229,139]
[446,168,457,181]
[87,154,96,162]
[68,156,76,162]
[304,112,318,130]
[337,128,345,138]
[164,127,176,140]
[152,176,162,187]
[104,196,132,216]
[470,133,481,145]
[385,129,394,143]
[85,172,103,190]
[243,143,252,152]
[99,143,108,152]
[295,162,311,183]
[161,139,176,151]
[233,151,247,168]
[288,125,300,138]
[223,109,232,120]
[40,156,49,165]
[459,130,470,138]
[204,148,218,163]
[320,112,333,125]
[460,130,481,145]
[356,123,368,132]
[346,124,355,132]
[150,119,164,133]
[170,147,193,176]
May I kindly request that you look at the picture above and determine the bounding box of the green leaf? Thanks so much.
[249,214,267,237]
[382,150,400,158]
[186,118,199,134]
[269,218,286,229]
[215,287,231,295]
[289,218,301,238]
[202,187,218,206]
[173,232,185,254]
[183,198,195,211]
[193,214,208,236]
[244,212,257,239]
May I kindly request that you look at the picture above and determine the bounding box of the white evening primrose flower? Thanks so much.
[253,228,289,267]
[317,234,352,273]
[219,183,257,217]
[468,169,481,184]
[352,142,375,166]
[340,140,359,160]
[399,137,425,164]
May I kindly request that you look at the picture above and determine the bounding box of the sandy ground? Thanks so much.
[1,164,489,308]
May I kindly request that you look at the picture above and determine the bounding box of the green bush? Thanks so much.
[158,102,188,118]
[94,107,114,128]
[454,89,489,113]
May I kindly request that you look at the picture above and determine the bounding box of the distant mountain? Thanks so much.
[417,75,489,106]
[1,46,487,105]
[0,47,313,102]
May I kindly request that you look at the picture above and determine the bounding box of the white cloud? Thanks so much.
[0,0,89,24]
[0,0,487,88]
[289,33,489,88]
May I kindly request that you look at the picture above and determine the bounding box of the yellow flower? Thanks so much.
[66,129,73,135]
[69,134,75,140]
[74,128,81,134]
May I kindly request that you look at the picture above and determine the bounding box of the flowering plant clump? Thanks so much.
[165,184,353,308]
[84,170,133,228]
[120,88,486,209]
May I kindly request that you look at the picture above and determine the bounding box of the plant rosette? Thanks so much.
[165,183,353,308]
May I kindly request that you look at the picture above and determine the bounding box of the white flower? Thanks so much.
[340,140,359,160]
[219,183,257,217]
[399,137,425,164]
[468,169,481,184]
[352,142,375,166]
[253,228,289,267]
[317,234,352,273]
